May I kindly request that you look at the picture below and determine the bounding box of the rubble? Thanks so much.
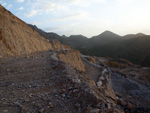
[0,51,123,113]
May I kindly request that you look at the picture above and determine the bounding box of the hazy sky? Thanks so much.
[0,0,150,37]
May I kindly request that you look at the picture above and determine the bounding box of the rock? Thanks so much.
[1,98,6,101]
[91,108,100,113]
[88,57,96,64]
[117,99,126,107]
[105,88,117,102]
[96,81,102,87]
[39,108,44,113]
[61,94,66,98]
[62,89,66,92]
[74,103,81,109]
[6,69,10,72]
[58,50,85,72]
[89,80,96,86]
[125,102,133,109]
[85,108,100,113]
[3,110,8,112]
[28,85,31,88]
[50,105,55,108]
[85,107,93,113]
[72,79,81,84]
[37,103,43,108]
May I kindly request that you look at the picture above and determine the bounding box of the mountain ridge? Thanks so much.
[92,30,121,38]
[28,24,150,66]
[122,33,146,39]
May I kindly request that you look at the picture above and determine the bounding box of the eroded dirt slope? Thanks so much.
[0,5,64,58]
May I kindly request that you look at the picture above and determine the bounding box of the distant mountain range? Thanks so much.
[28,24,150,67]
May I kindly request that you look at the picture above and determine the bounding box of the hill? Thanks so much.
[85,36,150,66]
[89,30,121,46]
[28,24,150,67]
[122,33,146,39]
[63,35,89,49]
[0,6,67,59]
[28,24,64,43]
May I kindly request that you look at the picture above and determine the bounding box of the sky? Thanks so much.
[0,0,150,37]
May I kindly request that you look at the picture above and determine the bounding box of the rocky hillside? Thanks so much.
[28,24,65,43]
[0,5,64,59]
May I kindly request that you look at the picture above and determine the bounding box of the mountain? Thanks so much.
[140,54,150,67]
[28,24,90,53]
[86,35,150,66]
[89,30,121,46]
[123,33,146,39]
[28,24,64,43]
[63,35,89,49]
[29,24,150,66]
[28,24,150,66]
[28,24,89,48]
[28,24,150,67]
[121,36,150,65]
[93,30,121,39]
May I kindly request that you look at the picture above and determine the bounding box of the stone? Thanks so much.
[91,108,100,113]
[3,110,8,112]
[105,88,117,102]
[85,107,93,113]
[86,108,100,113]
[6,69,10,72]
[117,99,126,107]
[50,105,54,108]
[58,50,85,72]
[72,78,81,84]
[39,108,44,113]
[89,80,96,86]
[96,81,102,87]
[126,103,133,109]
